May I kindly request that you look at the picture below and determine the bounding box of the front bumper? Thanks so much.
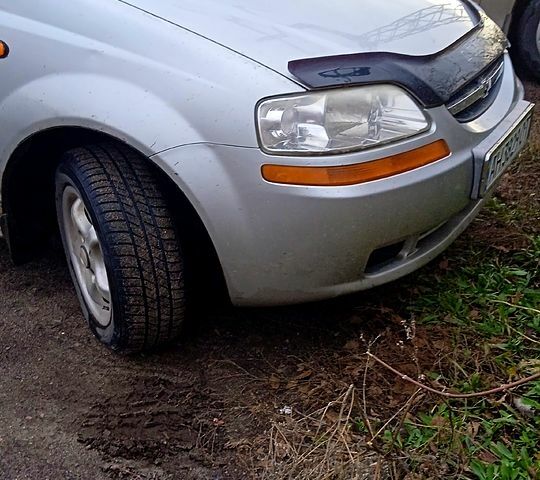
[154,56,532,306]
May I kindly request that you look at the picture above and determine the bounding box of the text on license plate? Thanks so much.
[480,111,533,195]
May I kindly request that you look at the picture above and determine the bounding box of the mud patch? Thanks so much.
[78,375,232,477]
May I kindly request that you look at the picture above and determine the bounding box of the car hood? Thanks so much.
[121,0,479,78]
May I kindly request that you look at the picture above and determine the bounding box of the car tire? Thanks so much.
[55,143,185,353]
[512,0,540,81]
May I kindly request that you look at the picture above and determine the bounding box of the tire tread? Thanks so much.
[59,143,185,352]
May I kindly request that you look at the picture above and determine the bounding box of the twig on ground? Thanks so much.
[361,356,376,438]
[214,359,264,381]
[488,299,540,315]
[366,352,540,399]
[369,389,422,444]
[506,323,540,344]
[389,390,424,448]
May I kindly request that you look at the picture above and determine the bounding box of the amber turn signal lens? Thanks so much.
[262,140,451,187]
[0,41,9,59]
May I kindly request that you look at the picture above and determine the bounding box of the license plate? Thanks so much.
[479,106,534,196]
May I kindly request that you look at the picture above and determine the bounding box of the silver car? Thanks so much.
[480,0,540,80]
[0,1,534,352]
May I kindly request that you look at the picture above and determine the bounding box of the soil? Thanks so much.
[1,84,538,480]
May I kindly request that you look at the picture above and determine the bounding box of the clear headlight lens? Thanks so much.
[256,85,430,155]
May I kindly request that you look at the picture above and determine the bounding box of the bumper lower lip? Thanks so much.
[357,197,486,289]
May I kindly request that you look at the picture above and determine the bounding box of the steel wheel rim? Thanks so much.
[62,186,112,327]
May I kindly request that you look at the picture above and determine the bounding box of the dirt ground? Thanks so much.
[1,83,538,480]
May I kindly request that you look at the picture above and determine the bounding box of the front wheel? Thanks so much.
[513,0,540,81]
[55,143,186,353]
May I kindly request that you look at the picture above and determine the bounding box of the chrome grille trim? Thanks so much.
[446,58,504,117]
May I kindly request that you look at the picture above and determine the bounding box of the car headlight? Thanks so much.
[256,85,430,155]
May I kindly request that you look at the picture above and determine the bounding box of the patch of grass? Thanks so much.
[377,198,540,478]
[383,395,540,479]
[487,197,531,227]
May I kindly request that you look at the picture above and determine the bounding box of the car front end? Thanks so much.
[157,59,531,305]
[0,0,534,308]
[0,0,535,352]
[144,3,534,306]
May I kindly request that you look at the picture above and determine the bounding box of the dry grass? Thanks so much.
[263,385,383,480]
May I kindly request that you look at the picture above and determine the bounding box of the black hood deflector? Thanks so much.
[288,12,507,108]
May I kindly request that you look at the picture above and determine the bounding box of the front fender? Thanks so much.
[0,1,303,185]
[0,73,200,162]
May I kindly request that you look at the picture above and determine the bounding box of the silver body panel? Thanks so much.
[0,1,533,306]
[119,0,478,78]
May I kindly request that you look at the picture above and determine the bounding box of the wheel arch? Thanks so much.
[1,126,228,303]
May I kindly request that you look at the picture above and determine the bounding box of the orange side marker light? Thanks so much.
[262,140,451,187]
[0,41,9,59]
